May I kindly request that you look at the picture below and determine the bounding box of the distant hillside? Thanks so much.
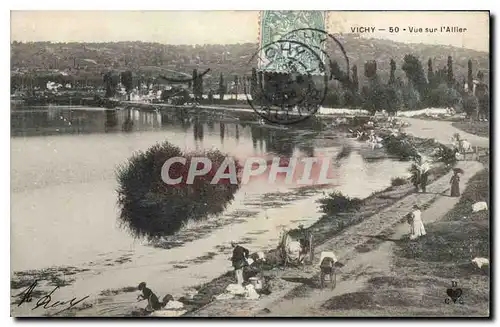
[11,35,489,88]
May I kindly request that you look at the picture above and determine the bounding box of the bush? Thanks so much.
[432,144,457,166]
[462,93,479,117]
[391,177,408,186]
[428,83,461,108]
[385,86,403,115]
[317,191,363,216]
[116,141,242,239]
[401,86,421,110]
[382,134,419,160]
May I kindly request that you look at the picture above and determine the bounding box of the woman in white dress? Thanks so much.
[408,204,426,240]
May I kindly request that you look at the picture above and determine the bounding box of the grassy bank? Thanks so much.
[321,166,489,317]
[452,121,490,138]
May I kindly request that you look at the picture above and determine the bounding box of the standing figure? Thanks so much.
[450,171,461,197]
[230,241,249,285]
[420,171,429,193]
[409,204,426,240]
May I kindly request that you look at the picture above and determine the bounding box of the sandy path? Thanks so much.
[401,118,489,148]
[255,160,484,316]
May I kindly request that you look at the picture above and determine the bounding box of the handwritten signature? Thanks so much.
[14,280,90,316]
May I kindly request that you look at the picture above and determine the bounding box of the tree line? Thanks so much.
[323,54,489,118]
[99,53,489,119]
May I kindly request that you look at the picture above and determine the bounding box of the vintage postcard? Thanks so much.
[10,10,490,317]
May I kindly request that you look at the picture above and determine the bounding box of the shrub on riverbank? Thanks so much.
[391,177,408,186]
[432,144,457,166]
[317,191,363,216]
[116,141,242,239]
[382,134,419,160]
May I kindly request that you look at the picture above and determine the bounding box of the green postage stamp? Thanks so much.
[258,11,328,75]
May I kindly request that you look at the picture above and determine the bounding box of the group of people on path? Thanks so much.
[407,168,462,240]
[228,169,463,285]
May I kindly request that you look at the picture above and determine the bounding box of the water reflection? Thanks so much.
[193,119,204,143]
[12,106,167,137]
[250,125,295,157]
[122,109,134,133]
[220,122,225,144]
[207,120,215,132]
[14,107,317,163]
[104,109,118,132]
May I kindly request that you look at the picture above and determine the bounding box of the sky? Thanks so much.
[11,11,489,52]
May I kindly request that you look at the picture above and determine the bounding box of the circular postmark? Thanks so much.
[245,29,350,125]
[281,28,350,85]
[245,39,329,125]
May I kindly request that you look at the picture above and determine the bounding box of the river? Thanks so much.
[11,105,411,315]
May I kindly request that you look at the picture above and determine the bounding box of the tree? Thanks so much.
[233,75,239,99]
[343,65,360,108]
[351,65,359,92]
[324,87,342,107]
[361,78,387,114]
[385,85,402,115]
[475,71,489,120]
[207,89,214,104]
[218,73,226,103]
[433,66,448,87]
[447,55,454,88]
[120,71,134,101]
[462,92,478,118]
[428,83,461,108]
[402,85,421,110]
[103,71,119,98]
[192,69,198,101]
[467,59,473,93]
[401,54,427,105]
[389,59,396,85]
[362,60,389,114]
[251,68,258,102]
[364,60,377,79]
[427,58,434,86]
[329,60,350,88]
[196,73,203,102]
[116,142,242,239]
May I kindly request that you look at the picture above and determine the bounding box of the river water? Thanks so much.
[11,105,410,313]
